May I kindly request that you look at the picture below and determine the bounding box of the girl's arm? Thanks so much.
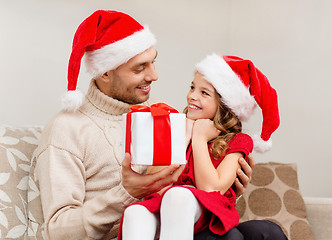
[192,119,241,194]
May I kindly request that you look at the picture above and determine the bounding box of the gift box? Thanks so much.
[123,103,186,166]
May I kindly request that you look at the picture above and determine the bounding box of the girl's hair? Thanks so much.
[184,91,242,159]
[210,93,242,159]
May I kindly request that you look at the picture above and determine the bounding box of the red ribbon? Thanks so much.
[125,103,179,165]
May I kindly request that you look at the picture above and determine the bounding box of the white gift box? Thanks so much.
[123,106,186,166]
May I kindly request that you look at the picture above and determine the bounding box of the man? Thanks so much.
[36,10,286,240]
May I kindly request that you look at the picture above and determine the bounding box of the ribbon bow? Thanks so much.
[129,102,179,116]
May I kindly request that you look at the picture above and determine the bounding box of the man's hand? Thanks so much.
[234,153,255,197]
[121,153,183,199]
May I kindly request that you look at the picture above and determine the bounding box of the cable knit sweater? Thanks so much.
[36,80,154,239]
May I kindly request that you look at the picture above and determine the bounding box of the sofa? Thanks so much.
[0,125,331,240]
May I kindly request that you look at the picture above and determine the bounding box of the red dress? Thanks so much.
[118,133,253,239]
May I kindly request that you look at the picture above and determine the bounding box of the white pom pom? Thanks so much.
[61,90,84,112]
[252,133,272,153]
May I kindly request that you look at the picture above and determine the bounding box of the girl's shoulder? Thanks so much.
[227,133,254,156]
[229,132,253,143]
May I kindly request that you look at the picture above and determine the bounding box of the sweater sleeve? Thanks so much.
[37,145,138,240]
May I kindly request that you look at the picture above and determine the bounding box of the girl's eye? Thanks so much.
[202,91,209,96]
[190,86,194,90]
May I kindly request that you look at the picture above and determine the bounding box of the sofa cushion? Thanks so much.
[236,162,315,240]
[0,126,42,239]
[27,152,45,239]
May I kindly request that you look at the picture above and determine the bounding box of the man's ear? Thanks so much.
[95,70,113,95]
[99,70,113,83]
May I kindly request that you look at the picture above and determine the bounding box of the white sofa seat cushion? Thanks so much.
[304,197,332,240]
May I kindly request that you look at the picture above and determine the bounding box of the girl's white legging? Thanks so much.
[122,186,203,240]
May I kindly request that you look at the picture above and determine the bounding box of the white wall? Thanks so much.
[1,0,331,198]
[228,0,332,198]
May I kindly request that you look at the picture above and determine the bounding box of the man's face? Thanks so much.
[101,47,158,104]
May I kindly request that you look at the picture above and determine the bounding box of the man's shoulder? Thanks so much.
[44,110,89,133]
[40,111,92,145]
[37,110,96,158]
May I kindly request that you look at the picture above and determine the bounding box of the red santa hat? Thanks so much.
[62,10,156,112]
[195,54,280,153]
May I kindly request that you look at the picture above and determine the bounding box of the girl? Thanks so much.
[119,54,280,240]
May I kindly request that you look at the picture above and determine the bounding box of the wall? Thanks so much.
[228,0,332,198]
[1,0,331,197]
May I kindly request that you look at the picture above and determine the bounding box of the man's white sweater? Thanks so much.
[36,80,151,239]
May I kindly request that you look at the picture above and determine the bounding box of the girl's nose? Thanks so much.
[188,91,197,101]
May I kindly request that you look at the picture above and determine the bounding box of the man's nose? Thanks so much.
[145,65,158,82]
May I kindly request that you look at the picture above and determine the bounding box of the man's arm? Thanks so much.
[234,153,255,197]
[121,153,183,199]
[37,145,137,240]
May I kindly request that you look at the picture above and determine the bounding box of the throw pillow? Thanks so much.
[0,126,42,239]
[236,162,315,240]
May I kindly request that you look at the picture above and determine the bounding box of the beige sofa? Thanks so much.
[0,125,331,240]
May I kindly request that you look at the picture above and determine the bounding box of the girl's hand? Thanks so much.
[192,119,221,143]
[186,118,195,146]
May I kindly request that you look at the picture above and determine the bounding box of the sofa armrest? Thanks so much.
[304,197,332,240]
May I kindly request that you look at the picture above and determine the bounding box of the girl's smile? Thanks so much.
[188,103,202,110]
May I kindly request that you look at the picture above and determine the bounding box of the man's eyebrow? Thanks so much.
[133,62,147,68]
[132,51,158,68]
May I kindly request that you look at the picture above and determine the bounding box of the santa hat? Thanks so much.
[195,54,280,153]
[62,10,156,112]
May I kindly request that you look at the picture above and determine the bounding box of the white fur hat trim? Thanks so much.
[195,54,256,121]
[252,132,272,153]
[85,26,156,77]
[61,89,84,112]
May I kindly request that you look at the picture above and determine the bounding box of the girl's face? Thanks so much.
[186,72,219,120]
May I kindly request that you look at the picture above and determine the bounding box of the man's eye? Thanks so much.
[134,67,144,73]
